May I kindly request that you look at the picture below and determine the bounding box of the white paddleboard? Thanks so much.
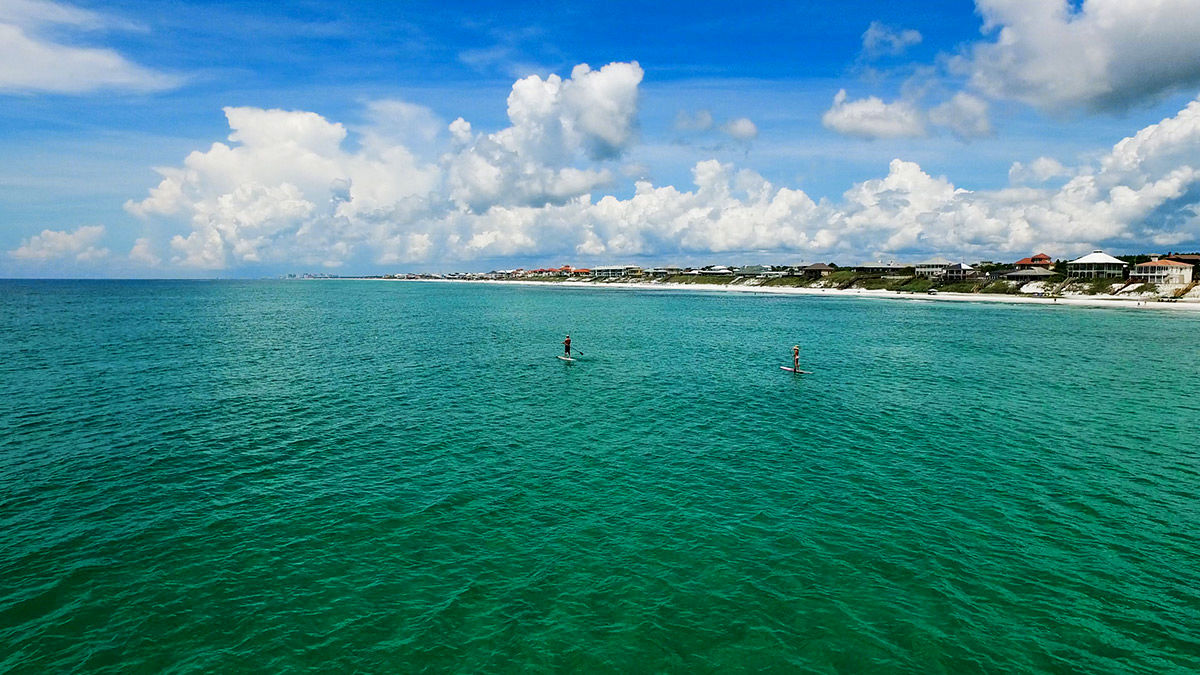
[557,356,576,362]
[781,366,812,374]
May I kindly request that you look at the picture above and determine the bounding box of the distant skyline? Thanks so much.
[4,0,1200,277]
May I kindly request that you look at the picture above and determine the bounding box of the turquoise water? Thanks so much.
[2,279,1199,672]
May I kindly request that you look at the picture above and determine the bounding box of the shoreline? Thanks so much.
[388,277,1200,312]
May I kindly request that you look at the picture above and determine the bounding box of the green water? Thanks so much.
[2,279,1198,672]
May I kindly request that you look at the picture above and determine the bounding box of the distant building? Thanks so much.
[735,265,771,276]
[1014,252,1053,269]
[915,257,953,278]
[1129,258,1193,285]
[1067,250,1128,279]
[1164,253,1200,267]
[1004,267,1057,281]
[943,262,978,281]
[592,265,628,278]
[855,260,909,275]
[803,263,836,279]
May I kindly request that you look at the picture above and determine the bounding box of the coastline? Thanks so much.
[390,277,1200,312]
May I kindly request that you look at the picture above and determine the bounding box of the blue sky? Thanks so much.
[3,0,1200,276]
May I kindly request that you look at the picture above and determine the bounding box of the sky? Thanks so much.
[3,0,1200,277]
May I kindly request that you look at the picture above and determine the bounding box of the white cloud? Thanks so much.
[862,21,922,59]
[822,89,926,139]
[1102,98,1200,175]
[929,92,991,139]
[0,0,105,27]
[0,0,179,94]
[961,0,1200,111]
[1009,157,1072,184]
[722,117,758,141]
[125,65,1200,270]
[9,225,109,261]
[128,237,160,266]
[445,61,642,211]
[126,104,440,268]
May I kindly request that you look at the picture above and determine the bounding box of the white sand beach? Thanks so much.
[409,278,1200,312]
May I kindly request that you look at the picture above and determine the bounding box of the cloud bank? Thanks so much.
[962,0,1200,112]
[121,62,1200,271]
[9,225,109,261]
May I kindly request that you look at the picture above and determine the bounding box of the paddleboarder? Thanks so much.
[563,334,571,358]
[793,345,800,372]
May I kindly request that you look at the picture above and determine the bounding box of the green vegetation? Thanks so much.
[856,277,895,290]
[663,274,734,284]
[1083,276,1122,295]
[981,280,1021,295]
[826,270,858,284]
[1134,283,1158,294]
[895,276,932,292]
[760,275,815,287]
[938,281,979,293]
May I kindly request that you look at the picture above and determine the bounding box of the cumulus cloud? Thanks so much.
[1009,157,1072,184]
[961,0,1200,111]
[929,92,991,139]
[862,21,922,59]
[125,104,440,268]
[722,117,758,141]
[128,237,160,266]
[0,0,180,93]
[125,63,1200,270]
[822,89,926,139]
[9,225,109,261]
[444,61,643,212]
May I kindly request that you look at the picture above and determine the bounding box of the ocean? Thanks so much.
[2,279,1198,672]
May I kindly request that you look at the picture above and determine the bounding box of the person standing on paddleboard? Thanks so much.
[793,345,800,371]
[563,335,571,357]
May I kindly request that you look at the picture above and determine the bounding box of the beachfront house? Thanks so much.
[1014,253,1053,269]
[915,257,953,278]
[855,260,909,275]
[803,263,836,279]
[735,265,771,276]
[943,262,978,281]
[1004,267,1057,282]
[1165,253,1200,272]
[1067,250,1128,279]
[592,265,628,278]
[1129,258,1194,285]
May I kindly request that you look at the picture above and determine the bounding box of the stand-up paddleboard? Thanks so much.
[781,366,812,374]
[558,356,576,362]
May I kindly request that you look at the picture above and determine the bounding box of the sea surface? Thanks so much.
[2,279,1199,673]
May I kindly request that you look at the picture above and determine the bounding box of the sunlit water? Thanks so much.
[2,279,1198,672]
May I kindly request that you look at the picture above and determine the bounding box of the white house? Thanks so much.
[1067,250,1128,279]
[943,262,977,281]
[915,257,953,278]
[592,265,628,278]
[1129,259,1193,285]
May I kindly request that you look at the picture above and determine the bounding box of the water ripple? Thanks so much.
[1,280,1198,672]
